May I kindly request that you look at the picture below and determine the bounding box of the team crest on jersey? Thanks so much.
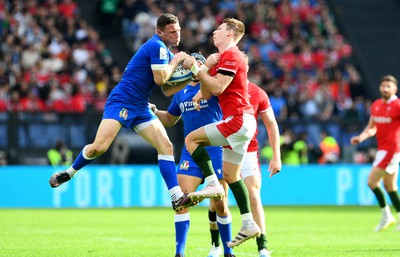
[159,47,168,60]
[119,108,128,120]
[180,160,190,170]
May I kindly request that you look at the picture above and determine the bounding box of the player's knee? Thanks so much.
[88,144,108,157]
[215,202,229,217]
[383,183,397,192]
[158,140,174,155]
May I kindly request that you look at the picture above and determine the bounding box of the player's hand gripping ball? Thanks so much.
[167,64,192,86]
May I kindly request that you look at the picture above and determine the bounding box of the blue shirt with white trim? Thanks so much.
[109,34,174,108]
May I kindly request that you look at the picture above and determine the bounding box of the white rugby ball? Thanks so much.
[167,64,192,86]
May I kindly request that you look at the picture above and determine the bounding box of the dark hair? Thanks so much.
[157,13,179,30]
[381,75,398,86]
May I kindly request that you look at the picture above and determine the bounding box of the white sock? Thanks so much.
[382,205,392,216]
[169,186,183,202]
[241,212,254,227]
[205,175,219,187]
[259,249,268,255]
[66,167,78,177]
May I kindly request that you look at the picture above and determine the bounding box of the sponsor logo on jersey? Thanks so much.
[159,47,168,60]
[224,61,236,66]
[180,160,190,170]
[372,116,392,124]
[179,99,208,113]
[119,108,128,120]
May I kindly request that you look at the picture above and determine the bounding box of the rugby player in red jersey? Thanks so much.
[351,75,400,231]
[181,18,278,247]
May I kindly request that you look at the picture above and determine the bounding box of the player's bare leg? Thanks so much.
[369,167,396,231]
[139,119,197,212]
[49,119,121,187]
[223,160,260,248]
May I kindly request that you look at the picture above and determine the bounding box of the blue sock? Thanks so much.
[71,145,95,170]
[217,215,233,255]
[175,213,190,255]
[158,155,178,190]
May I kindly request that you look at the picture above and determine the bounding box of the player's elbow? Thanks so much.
[211,89,223,96]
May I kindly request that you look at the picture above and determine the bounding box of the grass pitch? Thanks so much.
[0,206,399,257]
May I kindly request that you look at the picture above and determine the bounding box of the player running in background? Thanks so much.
[351,75,400,231]
[208,53,281,257]
[181,18,280,247]
[49,13,194,212]
[150,53,235,257]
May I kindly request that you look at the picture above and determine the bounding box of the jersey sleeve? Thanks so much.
[167,92,182,117]
[217,50,241,76]
[149,40,173,70]
[257,86,271,113]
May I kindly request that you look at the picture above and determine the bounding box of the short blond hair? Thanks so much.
[223,18,245,42]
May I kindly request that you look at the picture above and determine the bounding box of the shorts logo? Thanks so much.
[216,168,222,175]
[180,160,190,170]
[159,47,168,60]
[119,108,128,120]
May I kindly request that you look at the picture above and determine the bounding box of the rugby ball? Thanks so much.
[167,64,192,86]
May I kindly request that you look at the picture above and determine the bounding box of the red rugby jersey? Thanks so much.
[209,46,253,119]
[247,81,271,152]
[370,97,400,152]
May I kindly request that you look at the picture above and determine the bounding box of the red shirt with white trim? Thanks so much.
[370,96,400,152]
[209,46,253,119]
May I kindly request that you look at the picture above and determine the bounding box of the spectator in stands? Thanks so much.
[47,140,73,167]
[318,130,340,164]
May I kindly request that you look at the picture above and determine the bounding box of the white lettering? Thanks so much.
[97,170,113,207]
[75,172,91,207]
[119,169,134,207]
[337,168,352,205]
[53,182,69,208]
[358,168,374,205]
[140,169,155,206]
[372,116,392,124]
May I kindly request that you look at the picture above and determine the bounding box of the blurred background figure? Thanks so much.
[47,140,73,167]
[318,130,340,164]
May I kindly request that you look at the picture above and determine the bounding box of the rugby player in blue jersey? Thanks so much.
[150,53,235,257]
[49,13,195,212]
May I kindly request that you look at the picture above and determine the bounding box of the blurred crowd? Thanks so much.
[0,0,375,163]
[112,0,375,162]
[0,0,122,113]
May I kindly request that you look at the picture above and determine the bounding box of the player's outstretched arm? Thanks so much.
[350,116,376,145]
[261,108,282,177]
[149,103,180,127]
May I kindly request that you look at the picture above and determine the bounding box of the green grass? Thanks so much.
[0,206,399,257]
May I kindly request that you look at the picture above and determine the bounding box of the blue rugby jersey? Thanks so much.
[109,34,174,108]
[168,82,223,160]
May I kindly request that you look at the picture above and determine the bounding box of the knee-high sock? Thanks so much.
[192,145,215,177]
[158,155,178,190]
[175,213,190,255]
[217,214,233,255]
[388,191,400,212]
[372,187,387,208]
[69,145,95,176]
[229,180,251,214]
[209,210,220,247]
